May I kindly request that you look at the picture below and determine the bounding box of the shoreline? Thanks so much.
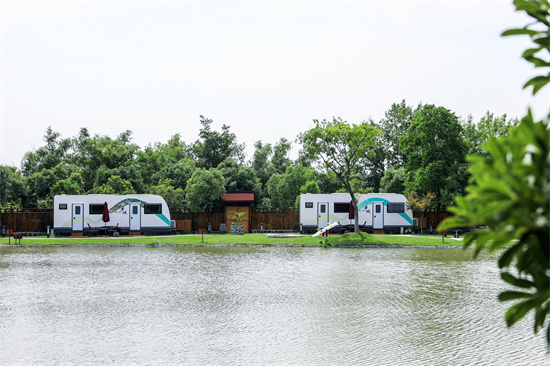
[0,243,464,249]
[0,233,467,248]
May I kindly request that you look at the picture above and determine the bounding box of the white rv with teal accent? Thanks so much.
[299,193,413,233]
[53,194,171,235]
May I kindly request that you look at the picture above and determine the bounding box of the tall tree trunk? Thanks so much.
[347,182,360,233]
[354,198,360,233]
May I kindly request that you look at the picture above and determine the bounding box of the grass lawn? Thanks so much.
[0,232,463,247]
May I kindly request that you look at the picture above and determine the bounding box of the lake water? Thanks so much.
[0,246,547,365]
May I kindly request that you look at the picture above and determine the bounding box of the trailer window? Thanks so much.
[89,204,104,215]
[59,204,67,210]
[304,202,313,208]
[387,202,405,213]
[334,203,350,213]
[145,204,162,215]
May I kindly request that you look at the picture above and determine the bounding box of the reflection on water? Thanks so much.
[0,247,546,365]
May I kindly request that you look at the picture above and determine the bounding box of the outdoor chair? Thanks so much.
[109,223,119,236]
[87,223,99,236]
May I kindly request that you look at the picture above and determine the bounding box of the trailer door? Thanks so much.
[373,202,384,229]
[72,204,84,231]
[317,202,329,229]
[130,204,141,231]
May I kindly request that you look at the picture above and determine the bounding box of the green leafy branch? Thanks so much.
[502,0,550,94]
[231,211,245,226]
[440,0,550,345]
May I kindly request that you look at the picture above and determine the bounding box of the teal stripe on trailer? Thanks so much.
[357,196,413,225]
[156,214,171,226]
[399,213,413,225]
[357,197,389,210]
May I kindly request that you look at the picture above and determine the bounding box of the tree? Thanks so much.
[72,129,140,192]
[21,127,72,176]
[251,141,275,199]
[380,100,417,167]
[463,112,518,156]
[25,162,81,206]
[265,174,283,207]
[92,175,136,194]
[359,119,387,192]
[380,166,407,194]
[217,159,261,203]
[271,138,292,174]
[266,165,315,208]
[192,115,244,169]
[185,168,226,231]
[406,191,435,233]
[335,178,373,194]
[0,165,26,207]
[92,165,145,194]
[315,169,343,194]
[298,117,380,233]
[136,134,190,186]
[400,105,467,210]
[251,141,274,183]
[50,179,81,196]
[440,0,550,344]
[295,180,321,206]
[150,157,195,190]
[148,179,185,209]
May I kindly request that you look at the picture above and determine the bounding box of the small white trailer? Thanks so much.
[53,194,172,235]
[299,193,413,234]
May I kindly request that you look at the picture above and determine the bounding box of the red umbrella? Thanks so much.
[349,200,355,220]
[102,202,110,224]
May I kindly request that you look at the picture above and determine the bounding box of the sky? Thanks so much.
[1,0,548,167]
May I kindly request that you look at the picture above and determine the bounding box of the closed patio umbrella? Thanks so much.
[102,202,110,227]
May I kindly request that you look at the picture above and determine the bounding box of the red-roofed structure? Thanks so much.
[221,193,254,202]
[221,191,255,233]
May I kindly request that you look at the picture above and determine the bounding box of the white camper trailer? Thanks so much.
[299,193,413,233]
[53,194,171,235]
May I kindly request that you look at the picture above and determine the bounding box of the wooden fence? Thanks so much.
[413,211,453,231]
[170,207,300,232]
[169,210,226,232]
[251,207,300,231]
[0,208,54,233]
[0,207,450,234]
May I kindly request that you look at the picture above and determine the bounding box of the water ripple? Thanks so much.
[0,247,547,365]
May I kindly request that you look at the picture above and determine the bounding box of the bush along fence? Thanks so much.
[0,207,451,234]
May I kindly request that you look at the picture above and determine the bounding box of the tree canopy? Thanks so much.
[184,168,226,212]
[400,105,467,209]
[192,115,244,169]
[0,107,515,213]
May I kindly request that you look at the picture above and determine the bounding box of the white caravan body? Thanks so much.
[53,194,171,235]
[299,193,413,233]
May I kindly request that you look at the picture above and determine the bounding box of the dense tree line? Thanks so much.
[0,102,517,211]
